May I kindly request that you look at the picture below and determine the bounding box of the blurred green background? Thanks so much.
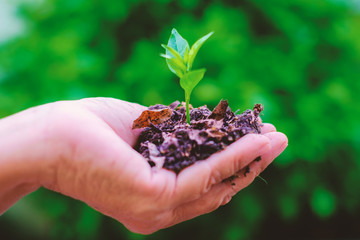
[1,0,360,239]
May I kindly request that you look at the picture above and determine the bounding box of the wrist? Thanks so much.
[0,104,55,211]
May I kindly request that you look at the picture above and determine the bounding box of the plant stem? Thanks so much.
[185,93,190,124]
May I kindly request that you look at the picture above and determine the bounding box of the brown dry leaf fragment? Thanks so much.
[132,108,172,129]
[208,99,229,120]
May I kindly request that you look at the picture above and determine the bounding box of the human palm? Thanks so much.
[39,97,287,234]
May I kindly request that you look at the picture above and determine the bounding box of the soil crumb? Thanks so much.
[134,99,263,174]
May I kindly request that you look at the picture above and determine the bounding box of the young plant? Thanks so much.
[161,28,213,124]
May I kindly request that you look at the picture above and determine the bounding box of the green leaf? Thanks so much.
[180,68,206,95]
[188,31,213,70]
[161,44,184,63]
[160,53,171,59]
[161,44,187,77]
[167,28,189,59]
[165,57,186,78]
[160,53,186,78]
[184,47,189,66]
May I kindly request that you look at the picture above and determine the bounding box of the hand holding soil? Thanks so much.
[0,97,287,234]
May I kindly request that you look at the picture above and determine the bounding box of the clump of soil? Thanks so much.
[134,100,263,174]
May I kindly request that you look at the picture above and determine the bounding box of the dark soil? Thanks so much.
[134,100,263,174]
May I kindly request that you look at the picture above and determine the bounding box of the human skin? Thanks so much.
[0,97,288,234]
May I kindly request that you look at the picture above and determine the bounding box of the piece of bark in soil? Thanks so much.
[208,99,228,120]
[134,99,263,174]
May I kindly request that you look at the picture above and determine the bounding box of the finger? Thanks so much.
[174,134,271,205]
[169,183,230,226]
[169,132,288,225]
[80,98,147,146]
[169,166,252,226]
[261,123,276,134]
[247,131,288,176]
[222,131,288,191]
[222,131,288,193]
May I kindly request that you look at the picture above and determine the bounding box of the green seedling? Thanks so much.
[161,28,213,124]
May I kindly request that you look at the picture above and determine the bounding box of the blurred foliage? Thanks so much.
[1,0,360,239]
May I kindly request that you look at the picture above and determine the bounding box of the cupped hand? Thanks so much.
[39,97,287,234]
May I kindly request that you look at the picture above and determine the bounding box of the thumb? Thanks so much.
[79,97,147,146]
